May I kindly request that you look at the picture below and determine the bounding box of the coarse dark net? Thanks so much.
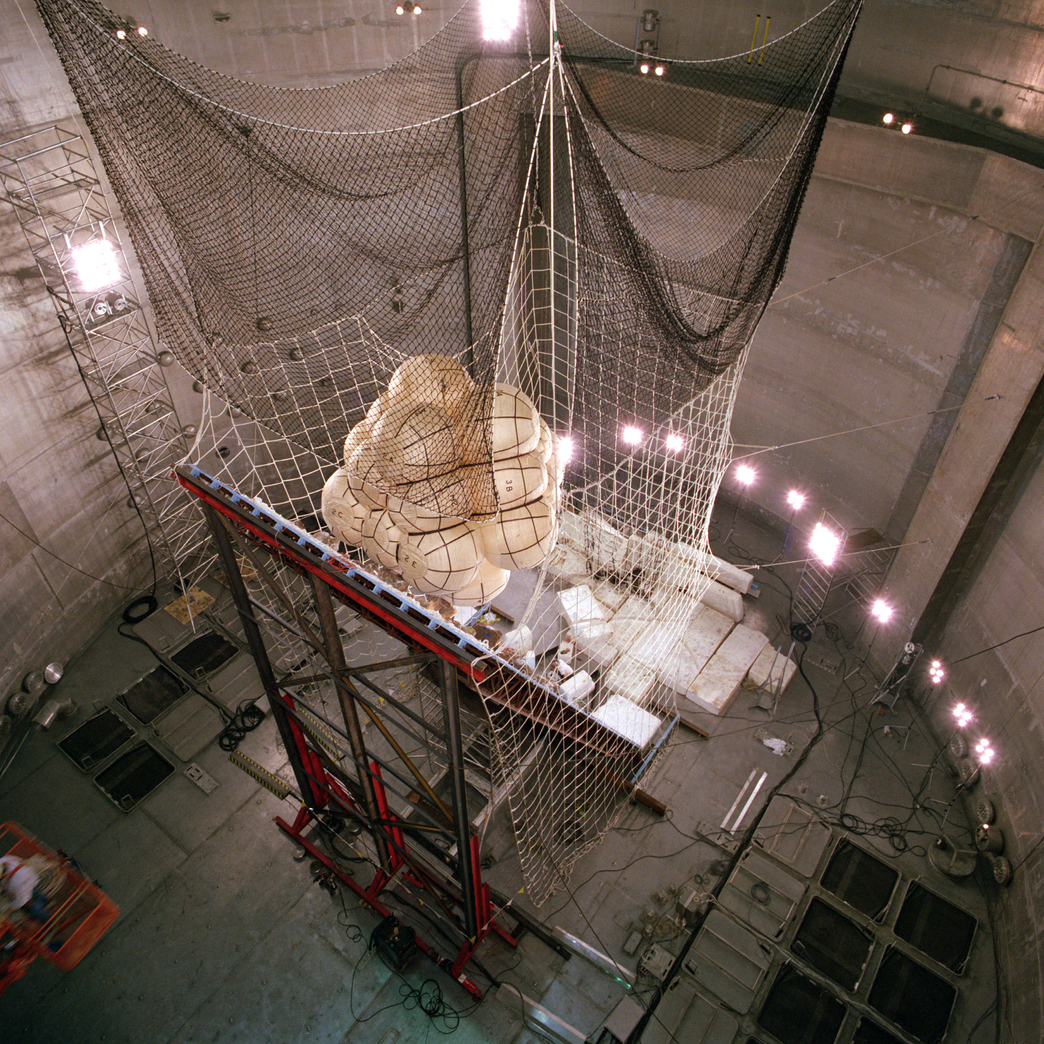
[36,0,862,904]
[37,0,859,496]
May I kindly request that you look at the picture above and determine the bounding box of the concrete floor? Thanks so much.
[0,506,1001,1044]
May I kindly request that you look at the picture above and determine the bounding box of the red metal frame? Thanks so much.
[174,465,645,762]
[272,692,515,998]
[0,822,119,996]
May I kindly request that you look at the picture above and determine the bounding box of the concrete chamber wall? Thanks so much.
[926,458,1044,1043]
[0,10,145,704]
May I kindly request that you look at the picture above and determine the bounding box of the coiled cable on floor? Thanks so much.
[217,699,266,751]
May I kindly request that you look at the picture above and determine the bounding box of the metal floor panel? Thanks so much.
[756,795,833,877]
[152,694,224,762]
[684,908,772,1015]
[718,846,807,940]
[639,975,739,1044]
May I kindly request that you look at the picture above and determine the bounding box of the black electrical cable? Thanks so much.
[122,594,158,623]
[630,634,830,1043]
[381,890,502,989]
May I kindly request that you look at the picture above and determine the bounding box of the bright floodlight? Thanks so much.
[882,112,895,126]
[558,435,575,465]
[654,64,666,76]
[929,659,945,684]
[639,61,651,75]
[870,598,893,623]
[664,432,684,453]
[136,24,148,36]
[735,463,756,487]
[71,239,120,292]
[809,522,841,566]
[901,121,913,134]
[621,425,643,446]
[953,702,973,728]
[481,0,519,40]
[786,489,806,510]
[974,738,995,765]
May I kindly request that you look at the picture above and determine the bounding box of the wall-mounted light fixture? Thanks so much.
[635,10,664,76]
[882,112,914,134]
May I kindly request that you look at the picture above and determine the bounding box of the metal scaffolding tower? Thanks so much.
[0,124,205,584]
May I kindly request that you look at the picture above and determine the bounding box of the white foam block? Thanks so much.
[545,542,590,584]
[559,670,595,708]
[657,605,735,696]
[608,594,657,653]
[686,624,769,715]
[557,510,631,573]
[559,584,612,640]
[747,644,798,691]
[628,617,689,674]
[557,510,586,550]
[699,578,744,622]
[592,578,631,614]
[605,656,658,704]
[589,692,662,748]
[674,542,754,595]
[573,630,620,673]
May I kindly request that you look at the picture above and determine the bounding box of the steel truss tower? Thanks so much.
[0,124,205,585]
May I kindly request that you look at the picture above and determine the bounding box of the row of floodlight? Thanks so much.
[114,22,148,40]
[951,702,995,766]
[725,459,1001,762]
[729,460,846,565]
[620,424,684,452]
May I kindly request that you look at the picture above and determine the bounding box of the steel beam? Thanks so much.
[310,575,393,874]
[439,658,478,941]
[203,503,322,811]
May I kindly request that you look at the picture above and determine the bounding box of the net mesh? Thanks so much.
[38,0,861,904]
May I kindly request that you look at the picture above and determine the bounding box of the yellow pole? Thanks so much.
[748,15,760,63]
[758,16,771,65]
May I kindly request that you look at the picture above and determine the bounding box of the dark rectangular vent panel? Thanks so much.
[868,947,956,1044]
[792,896,872,991]
[820,838,898,920]
[95,742,175,812]
[58,709,134,771]
[757,966,846,1044]
[853,1017,906,1044]
[894,881,976,973]
[170,632,238,676]
[118,666,185,724]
